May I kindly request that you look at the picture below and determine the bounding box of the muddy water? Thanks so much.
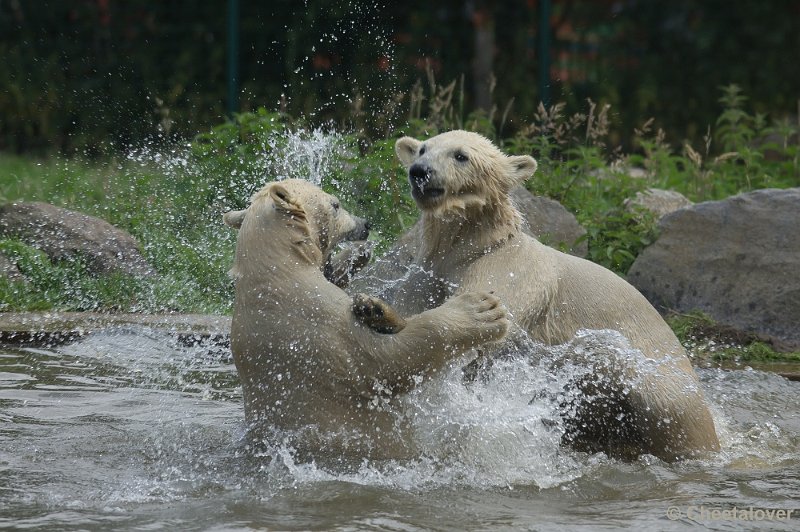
[1,326,798,531]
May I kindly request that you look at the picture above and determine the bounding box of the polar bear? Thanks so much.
[223,179,509,462]
[364,130,719,461]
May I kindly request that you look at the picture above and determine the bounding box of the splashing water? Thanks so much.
[230,324,776,492]
[398,351,581,489]
[128,126,346,192]
[266,127,347,186]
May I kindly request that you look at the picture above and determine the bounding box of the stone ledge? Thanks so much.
[0,311,231,347]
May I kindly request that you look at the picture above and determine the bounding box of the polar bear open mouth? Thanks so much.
[410,183,445,204]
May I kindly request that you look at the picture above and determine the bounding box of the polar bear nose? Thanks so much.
[348,216,370,241]
[409,163,432,186]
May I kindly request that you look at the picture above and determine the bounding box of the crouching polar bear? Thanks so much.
[223,179,508,462]
[356,130,720,461]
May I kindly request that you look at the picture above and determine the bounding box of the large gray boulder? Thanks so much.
[628,188,800,351]
[0,202,155,278]
[510,186,587,257]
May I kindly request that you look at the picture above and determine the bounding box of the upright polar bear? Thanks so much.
[224,179,508,463]
[375,130,719,460]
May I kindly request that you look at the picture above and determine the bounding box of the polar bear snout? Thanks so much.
[409,163,444,204]
[345,216,370,241]
[409,163,432,184]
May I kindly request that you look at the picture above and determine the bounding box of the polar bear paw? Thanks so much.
[446,292,510,342]
[352,293,408,334]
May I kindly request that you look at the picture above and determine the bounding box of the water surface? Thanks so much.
[1,326,798,530]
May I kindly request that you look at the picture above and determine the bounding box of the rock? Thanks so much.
[0,252,25,283]
[628,188,800,351]
[590,165,649,180]
[0,202,155,277]
[510,186,587,257]
[625,167,649,179]
[625,188,693,220]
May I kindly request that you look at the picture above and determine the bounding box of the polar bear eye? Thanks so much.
[419,145,426,156]
[454,151,469,162]
[331,200,340,212]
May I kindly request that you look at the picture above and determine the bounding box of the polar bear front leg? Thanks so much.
[352,293,408,334]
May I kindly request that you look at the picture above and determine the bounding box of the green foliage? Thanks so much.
[0,239,145,312]
[716,84,755,152]
[186,109,294,212]
[1,84,798,316]
[665,310,714,342]
[577,209,657,274]
[0,151,237,314]
[666,311,800,363]
[0,232,234,315]
[507,100,655,274]
[401,70,500,141]
[334,138,419,253]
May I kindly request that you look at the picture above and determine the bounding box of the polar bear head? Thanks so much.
[224,179,369,270]
[395,130,537,215]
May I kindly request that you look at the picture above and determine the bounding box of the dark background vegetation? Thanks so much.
[2,0,799,154]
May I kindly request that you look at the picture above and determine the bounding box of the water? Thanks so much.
[1,326,798,531]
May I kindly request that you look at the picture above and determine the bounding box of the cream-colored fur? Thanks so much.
[224,179,509,462]
[383,130,719,460]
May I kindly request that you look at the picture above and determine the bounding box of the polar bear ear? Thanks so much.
[508,155,538,185]
[223,209,247,229]
[395,136,422,167]
[269,183,307,219]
